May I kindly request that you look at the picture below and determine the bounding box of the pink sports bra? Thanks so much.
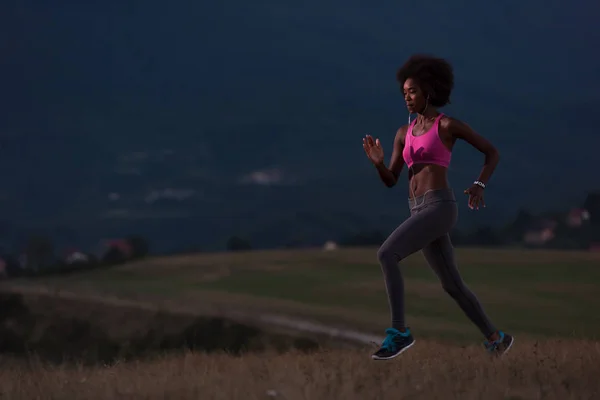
[402,113,452,168]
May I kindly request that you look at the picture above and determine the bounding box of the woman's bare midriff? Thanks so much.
[407,164,450,197]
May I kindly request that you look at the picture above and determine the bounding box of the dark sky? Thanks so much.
[1,0,599,249]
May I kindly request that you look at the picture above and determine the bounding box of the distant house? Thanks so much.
[323,240,338,251]
[524,228,555,246]
[101,239,133,264]
[106,239,133,258]
[63,248,90,265]
[566,208,591,228]
[523,218,557,246]
[0,257,6,279]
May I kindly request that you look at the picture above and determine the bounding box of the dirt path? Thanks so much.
[0,282,382,347]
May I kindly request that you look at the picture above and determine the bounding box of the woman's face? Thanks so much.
[403,77,426,114]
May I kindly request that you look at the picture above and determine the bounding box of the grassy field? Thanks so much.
[2,246,600,399]
[5,247,600,342]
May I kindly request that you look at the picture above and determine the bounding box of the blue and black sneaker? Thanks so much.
[484,330,514,356]
[371,327,415,360]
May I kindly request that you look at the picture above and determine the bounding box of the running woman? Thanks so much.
[362,54,514,360]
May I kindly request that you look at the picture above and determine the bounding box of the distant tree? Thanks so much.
[464,226,504,247]
[24,235,54,271]
[502,208,534,243]
[1,254,23,278]
[101,246,129,265]
[583,191,600,226]
[126,235,150,259]
[226,236,252,252]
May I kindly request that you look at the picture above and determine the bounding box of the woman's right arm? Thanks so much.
[375,126,407,188]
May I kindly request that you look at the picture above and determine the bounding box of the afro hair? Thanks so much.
[396,54,455,108]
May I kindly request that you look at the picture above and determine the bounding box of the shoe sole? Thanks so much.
[500,335,515,356]
[371,340,415,361]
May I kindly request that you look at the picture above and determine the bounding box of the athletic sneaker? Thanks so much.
[371,327,415,360]
[484,330,514,356]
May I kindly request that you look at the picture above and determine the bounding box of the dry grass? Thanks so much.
[1,339,598,400]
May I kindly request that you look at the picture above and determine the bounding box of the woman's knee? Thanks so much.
[377,244,398,265]
[377,225,418,266]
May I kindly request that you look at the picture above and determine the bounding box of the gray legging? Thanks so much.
[377,188,497,338]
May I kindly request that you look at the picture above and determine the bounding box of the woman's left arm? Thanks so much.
[447,118,500,209]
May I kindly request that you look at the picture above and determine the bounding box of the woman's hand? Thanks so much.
[363,135,385,166]
[464,184,486,210]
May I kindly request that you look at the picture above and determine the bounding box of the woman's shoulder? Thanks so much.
[438,114,481,140]
[438,114,469,133]
[395,124,410,144]
[439,113,458,126]
[396,124,410,134]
